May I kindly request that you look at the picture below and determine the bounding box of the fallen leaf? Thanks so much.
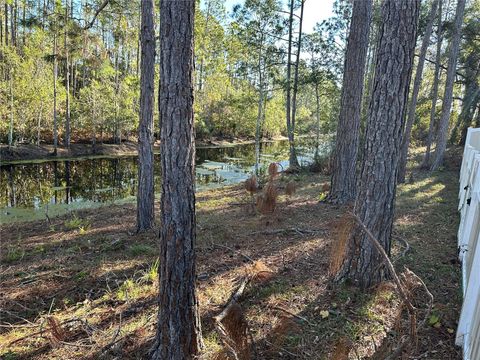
[320,310,329,319]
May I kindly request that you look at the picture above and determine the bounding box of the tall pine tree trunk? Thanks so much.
[430,0,466,170]
[397,0,439,183]
[255,46,264,177]
[151,0,202,358]
[136,0,155,232]
[336,0,420,288]
[328,0,372,204]
[53,23,58,155]
[291,0,305,163]
[314,82,321,159]
[452,51,480,145]
[422,0,444,168]
[8,71,13,147]
[4,3,8,47]
[285,0,299,169]
[64,0,70,148]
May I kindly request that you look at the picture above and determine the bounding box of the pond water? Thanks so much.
[0,139,330,223]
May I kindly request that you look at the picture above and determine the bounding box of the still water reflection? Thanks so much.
[0,139,328,223]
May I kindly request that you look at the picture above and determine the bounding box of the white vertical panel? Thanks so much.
[456,128,480,360]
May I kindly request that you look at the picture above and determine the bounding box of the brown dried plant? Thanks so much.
[285,181,296,197]
[328,213,354,276]
[216,303,251,360]
[47,316,66,345]
[255,194,264,213]
[267,316,301,354]
[268,162,279,179]
[247,260,274,282]
[259,182,278,214]
[244,176,258,213]
[244,176,258,194]
[331,337,352,360]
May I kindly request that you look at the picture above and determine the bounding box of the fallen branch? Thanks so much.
[392,234,411,259]
[213,243,255,263]
[0,322,38,329]
[351,213,416,314]
[403,268,434,330]
[264,338,299,357]
[248,227,323,236]
[8,328,47,346]
[271,305,313,326]
[58,340,94,348]
[214,277,250,323]
[213,276,251,360]
[350,212,434,357]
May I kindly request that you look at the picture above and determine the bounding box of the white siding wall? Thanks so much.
[456,128,480,360]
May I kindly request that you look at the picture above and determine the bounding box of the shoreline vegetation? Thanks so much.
[0,135,302,164]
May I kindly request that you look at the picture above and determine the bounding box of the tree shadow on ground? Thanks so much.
[0,161,462,359]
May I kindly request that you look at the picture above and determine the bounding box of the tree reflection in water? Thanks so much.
[0,139,330,222]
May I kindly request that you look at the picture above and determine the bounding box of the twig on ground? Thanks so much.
[248,227,323,236]
[59,340,94,348]
[404,268,434,330]
[384,335,409,360]
[264,339,299,357]
[8,330,44,346]
[271,306,314,326]
[213,243,255,263]
[214,277,250,322]
[0,322,38,329]
[0,309,36,326]
[350,212,434,358]
[350,213,416,320]
[393,234,411,258]
[111,313,122,345]
[214,276,251,360]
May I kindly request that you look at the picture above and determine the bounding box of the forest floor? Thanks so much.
[0,147,463,359]
[0,136,289,163]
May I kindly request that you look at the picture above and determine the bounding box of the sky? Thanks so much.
[223,0,335,33]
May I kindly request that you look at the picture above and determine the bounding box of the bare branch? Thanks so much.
[84,0,111,30]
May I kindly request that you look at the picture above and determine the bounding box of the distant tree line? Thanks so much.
[0,0,345,150]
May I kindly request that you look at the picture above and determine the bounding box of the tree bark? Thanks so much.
[64,0,71,148]
[136,0,155,232]
[430,0,466,170]
[151,0,202,358]
[114,50,120,144]
[314,82,321,159]
[255,42,264,177]
[53,21,58,155]
[422,0,444,168]
[336,0,420,288]
[8,71,13,147]
[285,0,299,169]
[397,0,439,183]
[4,3,8,47]
[475,105,480,128]
[291,0,305,164]
[10,2,16,46]
[21,0,25,46]
[452,50,480,145]
[37,105,43,147]
[327,0,372,204]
